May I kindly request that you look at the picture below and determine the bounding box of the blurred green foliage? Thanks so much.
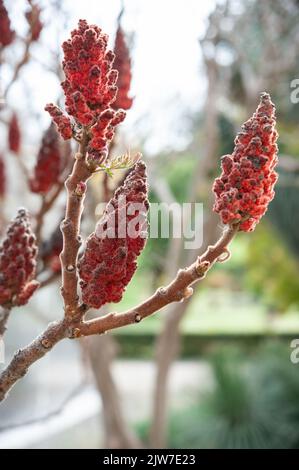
[137,343,299,448]
[245,223,299,311]
[268,181,299,259]
[140,153,196,278]
[160,154,197,203]
[218,114,235,157]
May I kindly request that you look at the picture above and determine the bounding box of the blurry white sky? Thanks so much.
[4,0,216,154]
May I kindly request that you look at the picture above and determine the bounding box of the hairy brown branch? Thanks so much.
[0,131,92,401]
[0,319,67,401]
[60,130,91,318]
[77,223,238,337]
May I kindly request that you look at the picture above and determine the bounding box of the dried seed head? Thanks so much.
[45,20,126,163]
[213,93,278,232]
[112,27,133,111]
[79,161,149,309]
[0,208,39,306]
[30,124,62,194]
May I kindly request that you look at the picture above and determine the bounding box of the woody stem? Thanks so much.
[60,129,91,318]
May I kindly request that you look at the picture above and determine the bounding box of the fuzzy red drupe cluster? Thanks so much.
[79,161,149,309]
[46,19,126,167]
[112,26,133,111]
[0,0,15,47]
[213,93,278,232]
[0,209,39,306]
[8,113,21,154]
[30,124,61,194]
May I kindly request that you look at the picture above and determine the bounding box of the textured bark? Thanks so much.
[60,131,91,318]
[77,224,237,337]
[0,319,68,401]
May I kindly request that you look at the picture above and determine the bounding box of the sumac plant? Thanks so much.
[0,20,278,401]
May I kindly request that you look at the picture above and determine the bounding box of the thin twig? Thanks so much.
[0,382,86,432]
[4,37,31,99]
[35,180,65,245]
[0,307,11,337]
[60,129,91,318]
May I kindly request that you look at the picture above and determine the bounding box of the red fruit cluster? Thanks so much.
[40,225,63,273]
[0,209,39,306]
[87,108,126,168]
[112,27,133,111]
[79,161,149,308]
[30,124,61,194]
[25,0,43,41]
[0,0,15,47]
[44,104,72,141]
[45,19,126,164]
[0,155,6,199]
[8,113,21,153]
[213,93,278,232]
